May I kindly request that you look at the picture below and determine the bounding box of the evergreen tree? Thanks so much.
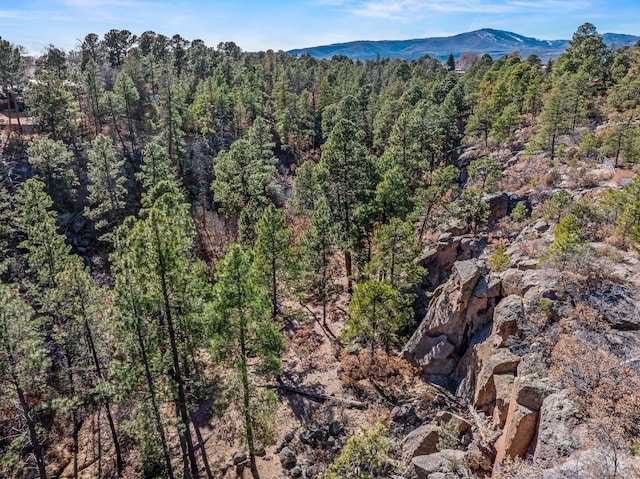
[0,285,50,479]
[345,279,410,358]
[544,189,573,223]
[253,204,296,321]
[112,179,211,478]
[26,137,78,207]
[14,178,71,290]
[85,134,127,240]
[467,157,503,191]
[137,142,173,191]
[317,118,371,292]
[211,244,284,479]
[548,213,583,265]
[367,218,424,290]
[454,188,489,232]
[299,196,339,330]
[212,118,279,218]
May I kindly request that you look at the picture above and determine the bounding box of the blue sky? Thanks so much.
[2,0,640,54]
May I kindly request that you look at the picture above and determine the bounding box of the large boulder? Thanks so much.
[494,376,551,467]
[473,349,521,410]
[413,450,466,479]
[588,283,640,331]
[402,424,441,461]
[491,295,524,348]
[533,392,579,466]
[417,235,462,288]
[483,192,509,224]
[403,260,499,376]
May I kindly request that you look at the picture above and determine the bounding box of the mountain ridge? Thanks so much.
[288,28,639,62]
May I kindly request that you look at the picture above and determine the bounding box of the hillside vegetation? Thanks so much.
[0,22,639,479]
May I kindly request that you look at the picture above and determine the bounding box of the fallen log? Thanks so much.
[269,382,368,410]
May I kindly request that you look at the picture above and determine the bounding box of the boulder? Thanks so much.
[413,450,466,479]
[232,451,247,465]
[417,236,462,287]
[500,269,544,297]
[404,260,500,376]
[494,376,551,467]
[493,373,515,428]
[402,424,441,461]
[588,283,640,331]
[492,295,524,347]
[483,192,509,223]
[474,349,521,409]
[533,392,578,465]
[279,447,297,470]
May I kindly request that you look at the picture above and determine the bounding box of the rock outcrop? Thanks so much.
[493,376,551,467]
[403,259,501,379]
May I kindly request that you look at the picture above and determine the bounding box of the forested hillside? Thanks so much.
[0,22,639,479]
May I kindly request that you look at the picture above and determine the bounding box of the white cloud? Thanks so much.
[348,0,590,19]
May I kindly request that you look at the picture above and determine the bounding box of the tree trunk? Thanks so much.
[15,379,48,479]
[240,326,260,479]
[345,250,353,294]
[154,223,200,479]
[82,312,124,474]
[189,411,215,479]
[127,279,175,479]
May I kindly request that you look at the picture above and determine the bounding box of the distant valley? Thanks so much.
[288,28,639,61]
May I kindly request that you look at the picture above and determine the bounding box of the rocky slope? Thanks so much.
[397,156,640,478]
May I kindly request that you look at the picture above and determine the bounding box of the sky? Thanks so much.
[1,0,640,55]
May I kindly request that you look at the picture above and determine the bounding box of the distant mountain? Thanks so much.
[288,29,639,62]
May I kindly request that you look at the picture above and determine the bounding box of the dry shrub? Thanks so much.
[290,324,325,369]
[604,231,630,250]
[549,332,640,439]
[501,154,549,192]
[340,349,418,402]
[493,457,546,479]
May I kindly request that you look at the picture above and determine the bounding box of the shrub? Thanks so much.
[325,424,392,479]
[510,201,528,222]
[490,244,511,272]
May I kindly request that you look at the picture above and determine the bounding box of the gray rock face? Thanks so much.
[533,392,579,465]
[588,283,640,331]
[417,236,463,288]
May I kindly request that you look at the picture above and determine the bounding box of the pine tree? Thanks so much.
[548,213,583,265]
[211,244,284,479]
[345,279,410,359]
[253,204,296,321]
[137,142,173,191]
[0,285,50,479]
[14,178,70,290]
[468,157,503,191]
[85,134,127,241]
[299,196,340,331]
[26,137,78,207]
[51,260,124,474]
[367,218,424,290]
[317,118,371,292]
[212,118,279,218]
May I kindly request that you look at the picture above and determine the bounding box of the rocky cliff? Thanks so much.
[401,239,640,478]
